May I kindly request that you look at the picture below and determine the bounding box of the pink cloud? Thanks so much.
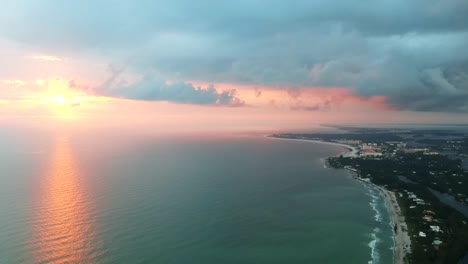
[191,81,394,112]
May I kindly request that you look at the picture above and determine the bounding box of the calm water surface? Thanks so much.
[0,132,393,263]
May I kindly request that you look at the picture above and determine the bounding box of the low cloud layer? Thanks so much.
[102,76,244,106]
[1,0,468,112]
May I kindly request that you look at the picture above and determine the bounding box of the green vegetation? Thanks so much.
[274,128,468,263]
[328,154,468,264]
[415,138,468,155]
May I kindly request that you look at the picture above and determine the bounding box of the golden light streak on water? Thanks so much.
[30,138,99,263]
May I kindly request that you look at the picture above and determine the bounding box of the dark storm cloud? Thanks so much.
[1,0,468,111]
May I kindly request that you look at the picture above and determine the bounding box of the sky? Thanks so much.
[1,0,467,132]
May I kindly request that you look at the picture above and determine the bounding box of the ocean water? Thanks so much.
[0,131,393,264]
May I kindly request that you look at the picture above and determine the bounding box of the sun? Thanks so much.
[32,77,114,119]
[53,95,66,105]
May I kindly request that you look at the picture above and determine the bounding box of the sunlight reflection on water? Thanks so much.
[30,138,100,263]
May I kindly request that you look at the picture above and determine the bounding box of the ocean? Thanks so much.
[0,131,394,263]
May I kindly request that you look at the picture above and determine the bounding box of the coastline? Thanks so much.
[270,136,410,264]
[353,177,411,264]
[267,137,359,157]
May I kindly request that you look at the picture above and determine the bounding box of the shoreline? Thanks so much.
[354,177,411,264]
[267,136,359,158]
[270,136,410,264]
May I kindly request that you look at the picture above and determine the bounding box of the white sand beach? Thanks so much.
[378,187,412,264]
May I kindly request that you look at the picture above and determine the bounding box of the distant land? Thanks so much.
[272,126,468,264]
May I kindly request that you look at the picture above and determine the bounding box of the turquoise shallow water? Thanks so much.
[0,132,393,263]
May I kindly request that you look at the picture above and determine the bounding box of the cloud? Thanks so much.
[283,87,394,112]
[1,79,27,85]
[27,55,63,62]
[290,100,331,112]
[383,62,468,112]
[101,75,245,106]
[1,0,468,112]
[254,87,262,98]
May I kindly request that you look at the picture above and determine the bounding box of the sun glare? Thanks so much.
[54,95,66,104]
[15,77,115,119]
[34,78,88,119]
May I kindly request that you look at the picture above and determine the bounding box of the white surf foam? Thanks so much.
[366,187,385,264]
[368,228,381,264]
